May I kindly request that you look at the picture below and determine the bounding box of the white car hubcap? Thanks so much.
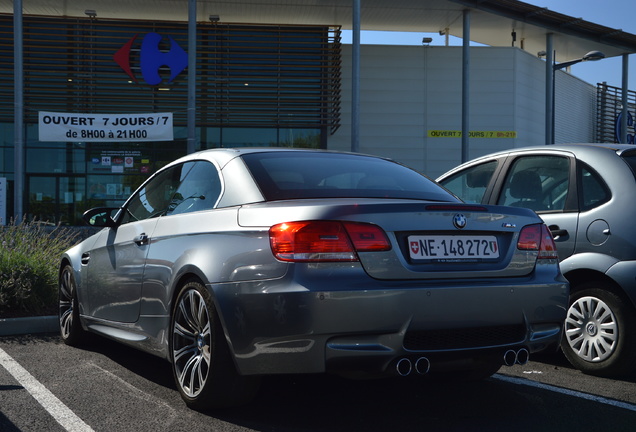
[564,296,618,362]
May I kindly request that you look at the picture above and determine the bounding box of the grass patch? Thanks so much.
[0,218,81,318]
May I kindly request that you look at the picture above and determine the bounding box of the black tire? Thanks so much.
[561,284,636,378]
[170,280,260,410]
[58,264,85,346]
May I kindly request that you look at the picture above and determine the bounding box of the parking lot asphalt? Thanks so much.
[3,333,636,432]
[0,315,58,337]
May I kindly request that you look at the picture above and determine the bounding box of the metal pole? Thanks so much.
[621,53,629,144]
[461,10,470,163]
[552,55,556,144]
[13,0,24,221]
[351,0,360,153]
[187,0,196,154]
[545,34,554,145]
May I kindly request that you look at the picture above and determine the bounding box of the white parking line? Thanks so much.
[494,374,636,413]
[0,347,95,432]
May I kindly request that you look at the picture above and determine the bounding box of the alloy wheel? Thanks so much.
[172,289,212,398]
[58,267,75,340]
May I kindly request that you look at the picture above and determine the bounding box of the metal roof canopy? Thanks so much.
[2,0,636,60]
[5,0,635,220]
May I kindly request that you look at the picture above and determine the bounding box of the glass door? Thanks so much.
[28,176,86,225]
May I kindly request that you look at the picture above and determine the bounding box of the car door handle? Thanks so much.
[134,233,149,245]
[548,225,568,238]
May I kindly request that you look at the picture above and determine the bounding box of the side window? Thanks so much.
[580,165,610,211]
[439,161,497,204]
[165,161,222,216]
[120,162,194,224]
[498,156,569,212]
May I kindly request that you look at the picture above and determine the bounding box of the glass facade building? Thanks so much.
[0,14,341,224]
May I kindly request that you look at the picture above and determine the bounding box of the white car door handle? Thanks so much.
[134,233,149,245]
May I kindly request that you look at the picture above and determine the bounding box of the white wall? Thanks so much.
[330,44,597,178]
[329,45,428,172]
[554,71,598,144]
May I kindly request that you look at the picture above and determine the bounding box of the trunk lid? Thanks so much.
[238,199,546,280]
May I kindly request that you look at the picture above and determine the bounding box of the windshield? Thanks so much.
[241,152,457,202]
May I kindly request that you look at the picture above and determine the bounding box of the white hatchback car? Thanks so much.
[438,143,636,378]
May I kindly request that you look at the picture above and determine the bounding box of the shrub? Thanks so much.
[0,218,80,317]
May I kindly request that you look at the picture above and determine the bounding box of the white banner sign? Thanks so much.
[38,111,174,142]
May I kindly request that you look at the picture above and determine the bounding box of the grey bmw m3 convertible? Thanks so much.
[59,148,568,409]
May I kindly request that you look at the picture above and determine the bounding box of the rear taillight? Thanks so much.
[342,222,392,252]
[269,221,391,262]
[517,224,558,259]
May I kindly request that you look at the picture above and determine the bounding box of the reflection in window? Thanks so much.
[165,161,222,215]
[242,152,453,202]
[121,163,193,223]
[580,165,610,211]
[440,161,497,204]
[222,128,278,148]
[26,147,86,173]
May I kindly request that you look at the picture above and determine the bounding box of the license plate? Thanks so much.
[408,235,499,261]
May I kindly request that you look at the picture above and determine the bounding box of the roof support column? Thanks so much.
[187,0,196,154]
[13,0,24,221]
[461,9,470,163]
[351,0,360,153]
[621,54,629,144]
[545,33,554,145]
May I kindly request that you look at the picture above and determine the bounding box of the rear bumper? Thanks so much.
[211,263,568,376]
[324,321,561,377]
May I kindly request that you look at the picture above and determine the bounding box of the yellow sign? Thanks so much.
[428,130,517,138]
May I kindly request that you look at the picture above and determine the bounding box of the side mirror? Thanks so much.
[82,207,119,227]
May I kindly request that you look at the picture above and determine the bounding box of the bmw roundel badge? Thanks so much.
[453,213,467,229]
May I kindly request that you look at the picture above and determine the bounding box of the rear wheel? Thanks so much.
[58,265,85,346]
[171,280,259,410]
[561,284,636,378]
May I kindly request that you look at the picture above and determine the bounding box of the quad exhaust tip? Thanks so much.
[395,348,528,377]
[396,357,431,376]
[503,348,529,366]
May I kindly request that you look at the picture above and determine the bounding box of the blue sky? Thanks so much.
[342,0,634,89]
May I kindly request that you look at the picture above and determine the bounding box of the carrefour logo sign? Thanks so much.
[114,32,187,86]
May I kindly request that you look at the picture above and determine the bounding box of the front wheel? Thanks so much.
[170,280,259,410]
[561,284,636,378]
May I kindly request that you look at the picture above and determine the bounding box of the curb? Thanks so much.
[0,316,59,337]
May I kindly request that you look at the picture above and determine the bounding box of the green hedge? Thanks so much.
[0,219,80,317]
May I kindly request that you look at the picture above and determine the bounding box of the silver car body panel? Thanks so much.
[83,218,159,322]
